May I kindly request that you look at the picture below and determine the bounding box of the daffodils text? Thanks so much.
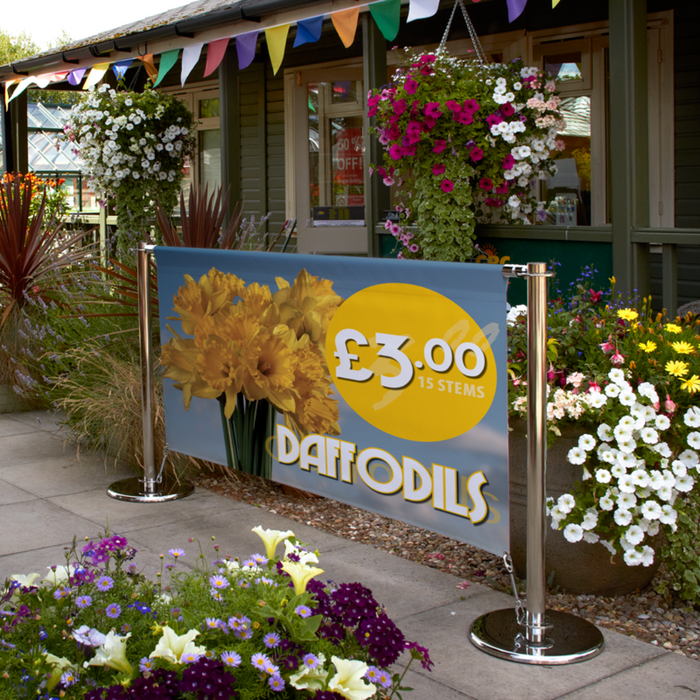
[276,425,490,525]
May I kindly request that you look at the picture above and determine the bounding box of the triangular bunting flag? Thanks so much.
[68,68,87,86]
[236,31,259,70]
[407,0,440,22]
[4,80,19,108]
[112,59,134,80]
[293,15,324,48]
[181,43,203,85]
[154,49,180,87]
[204,37,230,77]
[507,0,528,21]
[369,0,401,41]
[138,55,158,82]
[265,24,290,76]
[7,77,34,103]
[83,63,110,90]
[331,7,360,48]
[553,0,561,6]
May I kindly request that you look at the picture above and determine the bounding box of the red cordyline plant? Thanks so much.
[0,177,91,327]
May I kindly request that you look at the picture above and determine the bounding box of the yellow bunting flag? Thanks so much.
[265,24,290,76]
[83,63,110,90]
[331,7,360,48]
[4,79,19,108]
[138,54,159,82]
[553,0,561,5]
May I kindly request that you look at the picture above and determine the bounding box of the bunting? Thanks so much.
[331,7,360,48]
[138,55,159,82]
[68,68,87,86]
[83,64,110,90]
[181,43,204,86]
[154,49,180,87]
[507,0,528,22]
[4,79,19,108]
[204,37,230,77]
[407,0,440,23]
[236,31,259,70]
[293,15,324,48]
[112,59,134,80]
[369,0,401,41]
[265,24,290,76]
[553,0,561,5]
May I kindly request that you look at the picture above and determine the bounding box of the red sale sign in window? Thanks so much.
[335,128,364,185]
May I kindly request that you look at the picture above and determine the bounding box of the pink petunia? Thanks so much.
[500,102,515,117]
[440,179,454,193]
[425,102,443,119]
[486,114,503,128]
[470,147,484,162]
[393,98,407,116]
[404,76,418,95]
[495,181,509,194]
[464,99,480,113]
[409,244,419,253]
[446,100,462,113]
[432,139,447,154]
[455,111,474,125]
[432,163,446,176]
[502,154,515,171]
[478,177,493,191]
[388,144,404,160]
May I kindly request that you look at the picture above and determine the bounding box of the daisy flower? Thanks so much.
[221,651,241,667]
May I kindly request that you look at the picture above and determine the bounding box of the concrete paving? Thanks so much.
[0,410,698,699]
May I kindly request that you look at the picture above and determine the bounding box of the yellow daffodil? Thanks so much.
[664,322,682,334]
[671,341,695,354]
[681,374,700,394]
[327,656,377,700]
[617,308,638,322]
[638,340,657,353]
[666,360,690,377]
[85,631,133,675]
[149,626,206,664]
[281,560,324,595]
[252,526,295,561]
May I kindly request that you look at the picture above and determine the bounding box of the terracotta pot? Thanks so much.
[508,418,660,596]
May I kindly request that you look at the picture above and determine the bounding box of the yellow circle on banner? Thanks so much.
[326,283,498,442]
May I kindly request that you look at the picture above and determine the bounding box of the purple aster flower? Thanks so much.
[268,675,285,691]
[251,652,270,670]
[95,576,114,592]
[228,615,250,630]
[221,650,241,667]
[263,632,281,649]
[105,603,121,619]
[181,652,201,664]
[139,657,155,673]
[76,595,92,609]
[251,553,268,566]
[53,587,70,600]
[168,548,185,559]
[204,617,223,630]
[60,670,78,687]
[303,653,321,669]
[295,605,312,618]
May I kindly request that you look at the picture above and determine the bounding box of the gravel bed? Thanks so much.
[194,471,700,661]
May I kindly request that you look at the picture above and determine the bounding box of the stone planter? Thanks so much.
[509,418,660,596]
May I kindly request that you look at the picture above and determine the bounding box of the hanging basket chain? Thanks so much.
[439,0,487,65]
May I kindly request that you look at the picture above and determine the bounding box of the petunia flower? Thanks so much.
[440,179,454,193]
[281,560,324,595]
[252,526,295,560]
[149,626,206,664]
[327,656,377,700]
[85,631,133,675]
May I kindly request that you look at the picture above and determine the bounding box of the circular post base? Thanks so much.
[469,608,604,665]
[107,477,194,503]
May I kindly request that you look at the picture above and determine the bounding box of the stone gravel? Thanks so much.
[194,471,700,662]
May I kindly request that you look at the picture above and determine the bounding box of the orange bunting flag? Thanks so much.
[138,54,159,82]
[331,7,360,48]
[265,24,290,76]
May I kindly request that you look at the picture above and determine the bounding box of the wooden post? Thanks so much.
[219,46,242,225]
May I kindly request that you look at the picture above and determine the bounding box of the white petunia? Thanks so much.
[567,447,587,465]
[563,523,584,542]
[557,494,576,513]
[630,469,651,488]
[611,463,627,479]
[637,382,657,400]
[679,450,699,467]
[640,546,655,567]
[617,492,637,509]
[675,474,695,493]
[589,392,607,409]
[640,428,659,445]
[687,432,700,450]
[600,539,616,555]
[578,434,596,451]
[618,452,638,468]
[652,442,672,458]
[647,520,660,536]
[609,368,626,385]
[581,509,598,530]
[583,532,600,544]
[597,423,613,442]
[618,437,637,454]
[659,504,677,525]
[599,493,615,511]
[619,389,636,406]
[655,414,671,431]
[641,500,662,520]
[656,485,673,501]
[671,461,687,478]
[605,383,621,398]
[625,525,645,545]
[623,549,643,566]
[614,509,633,526]
[595,469,612,484]
[618,474,636,493]
[684,406,700,428]
[550,505,566,522]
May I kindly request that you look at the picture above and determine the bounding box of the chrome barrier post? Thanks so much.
[108,242,194,503]
[469,263,604,664]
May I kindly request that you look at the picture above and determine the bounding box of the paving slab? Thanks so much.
[394,587,668,700]
[558,651,700,700]
[0,478,36,505]
[6,410,66,432]
[0,430,77,467]
[0,415,40,438]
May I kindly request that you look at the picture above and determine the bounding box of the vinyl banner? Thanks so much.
[156,248,509,555]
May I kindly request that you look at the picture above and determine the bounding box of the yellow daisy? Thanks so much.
[666,360,690,377]
[617,308,639,322]
[638,340,657,353]
[664,323,682,334]
[671,341,695,354]
[681,374,700,394]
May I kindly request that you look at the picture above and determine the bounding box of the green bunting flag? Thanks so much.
[154,49,180,87]
[369,0,401,41]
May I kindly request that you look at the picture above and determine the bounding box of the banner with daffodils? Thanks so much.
[157,247,509,555]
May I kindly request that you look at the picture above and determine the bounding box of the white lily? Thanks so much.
[281,560,324,595]
[327,656,376,700]
[149,626,206,663]
[252,526,295,561]
[84,631,133,675]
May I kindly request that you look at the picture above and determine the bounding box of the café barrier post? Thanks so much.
[108,242,194,503]
[469,262,604,664]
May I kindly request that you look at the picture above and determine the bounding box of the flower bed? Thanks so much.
[0,527,431,699]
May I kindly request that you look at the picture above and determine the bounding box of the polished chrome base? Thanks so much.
[469,608,604,665]
[107,477,194,503]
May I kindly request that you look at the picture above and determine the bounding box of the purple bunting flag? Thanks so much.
[507,0,528,22]
[67,68,87,86]
[236,31,259,70]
